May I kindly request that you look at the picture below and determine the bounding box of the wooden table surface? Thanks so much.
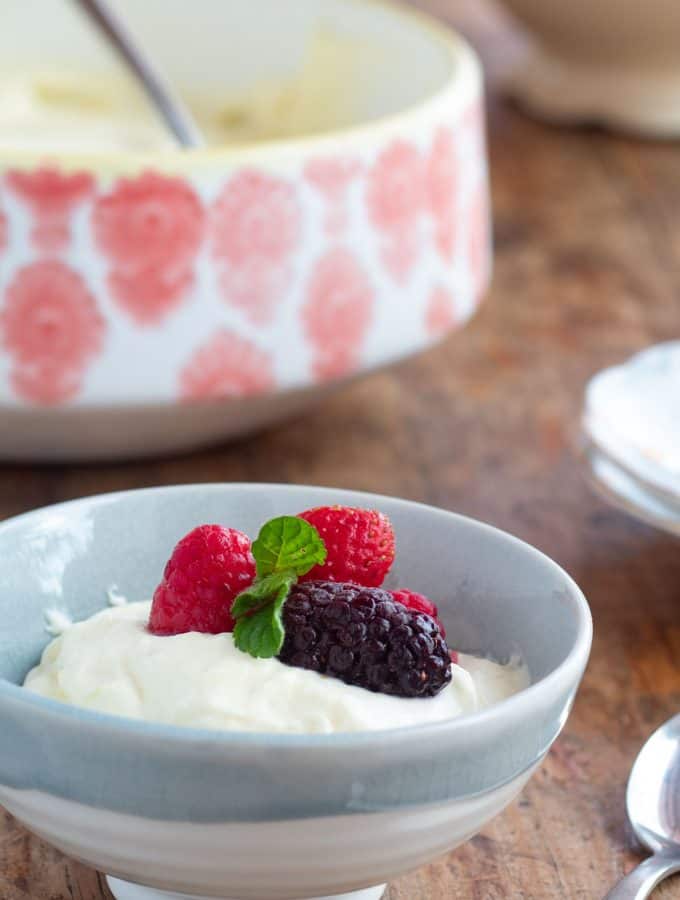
[3,2,680,898]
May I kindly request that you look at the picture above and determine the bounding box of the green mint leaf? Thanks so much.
[231,571,295,620]
[251,515,326,579]
[230,516,327,660]
[232,572,294,658]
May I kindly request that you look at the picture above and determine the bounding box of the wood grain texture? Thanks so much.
[2,1,680,897]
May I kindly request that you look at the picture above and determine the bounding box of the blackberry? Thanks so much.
[278,581,451,698]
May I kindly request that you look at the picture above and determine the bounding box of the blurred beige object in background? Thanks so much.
[495,0,680,136]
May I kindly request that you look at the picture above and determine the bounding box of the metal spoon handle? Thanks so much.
[71,0,204,148]
[604,852,680,900]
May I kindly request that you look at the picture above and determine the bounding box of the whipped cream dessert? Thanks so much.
[25,506,531,734]
[24,601,528,734]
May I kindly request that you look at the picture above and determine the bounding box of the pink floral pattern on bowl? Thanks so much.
[467,182,492,296]
[305,158,362,238]
[180,330,274,400]
[303,247,374,381]
[366,140,424,283]
[426,129,459,260]
[211,171,302,325]
[0,95,490,410]
[6,169,93,255]
[92,172,205,325]
[0,260,105,404]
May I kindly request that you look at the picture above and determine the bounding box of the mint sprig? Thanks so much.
[231,516,326,658]
[232,572,296,658]
[251,515,326,578]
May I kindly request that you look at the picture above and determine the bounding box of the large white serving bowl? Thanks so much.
[0,0,491,461]
[0,484,591,900]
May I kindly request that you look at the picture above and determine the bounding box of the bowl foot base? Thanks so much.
[106,875,387,900]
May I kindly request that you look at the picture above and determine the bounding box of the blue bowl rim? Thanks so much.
[0,483,593,750]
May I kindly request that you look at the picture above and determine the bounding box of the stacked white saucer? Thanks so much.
[582,342,680,536]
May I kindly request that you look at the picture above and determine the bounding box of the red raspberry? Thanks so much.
[391,588,448,640]
[297,505,395,586]
[391,588,438,618]
[148,525,255,635]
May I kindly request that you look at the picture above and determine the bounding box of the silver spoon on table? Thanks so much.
[71,0,204,148]
[605,714,680,898]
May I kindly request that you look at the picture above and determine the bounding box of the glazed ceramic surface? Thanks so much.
[584,342,680,500]
[0,0,490,460]
[498,0,680,136]
[582,441,680,540]
[0,484,591,900]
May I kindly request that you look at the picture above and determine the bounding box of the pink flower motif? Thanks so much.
[11,361,85,407]
[6,168,93,254]
[305,158,361,194]
[93,172,205,325]
[367,141,424,231]
[180,330,275,400]
[0,260,105,405]
[216,259,289,326]
[467,185,491,295]
[303,247,374,381]
[211,171,302,324]
[380,229,421,284]
[212,171,301,267]
[426,286,457,337]
[94,172,204,271]
[107,267,195,326]
[305,157,361,237]
[366,141,424,282]
[426,129,459,260]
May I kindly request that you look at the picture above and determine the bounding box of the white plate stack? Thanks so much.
[582,342,680,536]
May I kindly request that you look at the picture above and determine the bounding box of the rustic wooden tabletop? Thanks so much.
[2,2,680,898]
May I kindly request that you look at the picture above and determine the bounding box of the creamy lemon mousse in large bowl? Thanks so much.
[0,483,591,900]
[0,0,491,462]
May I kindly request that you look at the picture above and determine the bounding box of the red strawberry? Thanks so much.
[149,524,255,635]
[297,505,395,586]
[391,588,448,641]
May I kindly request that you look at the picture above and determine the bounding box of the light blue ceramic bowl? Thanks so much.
[0,484,591,900]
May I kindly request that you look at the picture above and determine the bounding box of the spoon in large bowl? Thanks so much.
[605,714,680,898]
[71,0,204,148]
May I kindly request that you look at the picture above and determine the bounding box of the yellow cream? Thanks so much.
[0,31,371,153]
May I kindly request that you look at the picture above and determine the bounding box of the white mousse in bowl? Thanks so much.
[25,600,528,733]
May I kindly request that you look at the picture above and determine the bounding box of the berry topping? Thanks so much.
[391,588,447,638]
[153,510,455,701]
[278,581,452,698]
[149,525,256,635]
[297,505,395,586]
